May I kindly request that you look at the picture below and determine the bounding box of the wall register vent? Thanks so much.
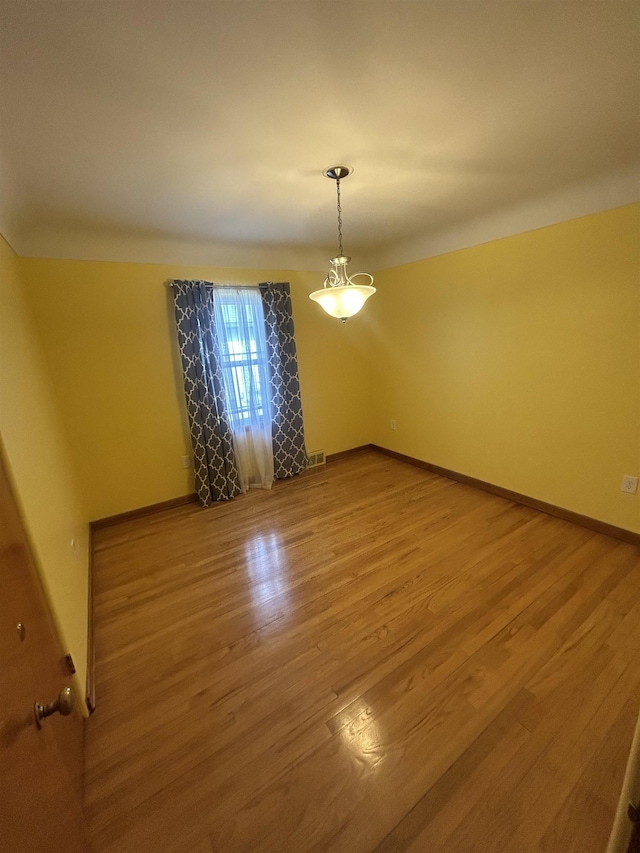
[307,450,326,468]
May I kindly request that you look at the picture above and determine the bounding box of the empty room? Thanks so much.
[1,1,639,851]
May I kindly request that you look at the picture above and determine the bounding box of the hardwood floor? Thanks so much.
[84,450,640,852]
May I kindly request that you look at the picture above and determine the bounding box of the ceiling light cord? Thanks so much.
[336,178,344,257]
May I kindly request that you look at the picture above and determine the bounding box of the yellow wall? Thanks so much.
[11,204,640,538]
[367,204,640,533]
[0,234,89,691]
[19,260,373,520]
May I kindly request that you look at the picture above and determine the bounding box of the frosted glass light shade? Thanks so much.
[309,284,376,320]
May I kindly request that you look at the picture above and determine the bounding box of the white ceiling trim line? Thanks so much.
[10,226,332,272]
[8,165,638,272]
[367,165,639,271]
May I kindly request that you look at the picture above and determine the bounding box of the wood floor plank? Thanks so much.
[375,694,533,852]
[84,451,640,852]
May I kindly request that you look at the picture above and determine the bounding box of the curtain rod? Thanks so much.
[164,280,266,289]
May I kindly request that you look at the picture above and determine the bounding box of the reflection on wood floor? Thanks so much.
[85,450,640,852]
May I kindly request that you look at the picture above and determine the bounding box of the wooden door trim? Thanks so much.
[0,438,89,848]
[86,525,95,714]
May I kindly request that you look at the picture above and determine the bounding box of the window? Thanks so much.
[173,278,307,502]
[211,288,271,430]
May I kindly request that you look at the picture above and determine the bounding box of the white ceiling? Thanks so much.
[1,0,638,269]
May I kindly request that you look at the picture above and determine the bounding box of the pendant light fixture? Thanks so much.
[309,166,376,321]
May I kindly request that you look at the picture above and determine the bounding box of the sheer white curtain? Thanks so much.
[211,287,274,492]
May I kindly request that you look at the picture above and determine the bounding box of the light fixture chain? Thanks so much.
[336,178,344,257]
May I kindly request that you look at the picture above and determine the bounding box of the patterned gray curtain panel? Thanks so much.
[259,283,308,479]
[172,280,241,505]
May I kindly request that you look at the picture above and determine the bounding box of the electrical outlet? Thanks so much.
[621,475,638,495]
[390,419,397,430]
[181,455,191,469]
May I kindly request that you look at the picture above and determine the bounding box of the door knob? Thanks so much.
[34,686,75,729]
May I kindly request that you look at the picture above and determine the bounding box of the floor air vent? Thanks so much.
[307,450,326,468]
